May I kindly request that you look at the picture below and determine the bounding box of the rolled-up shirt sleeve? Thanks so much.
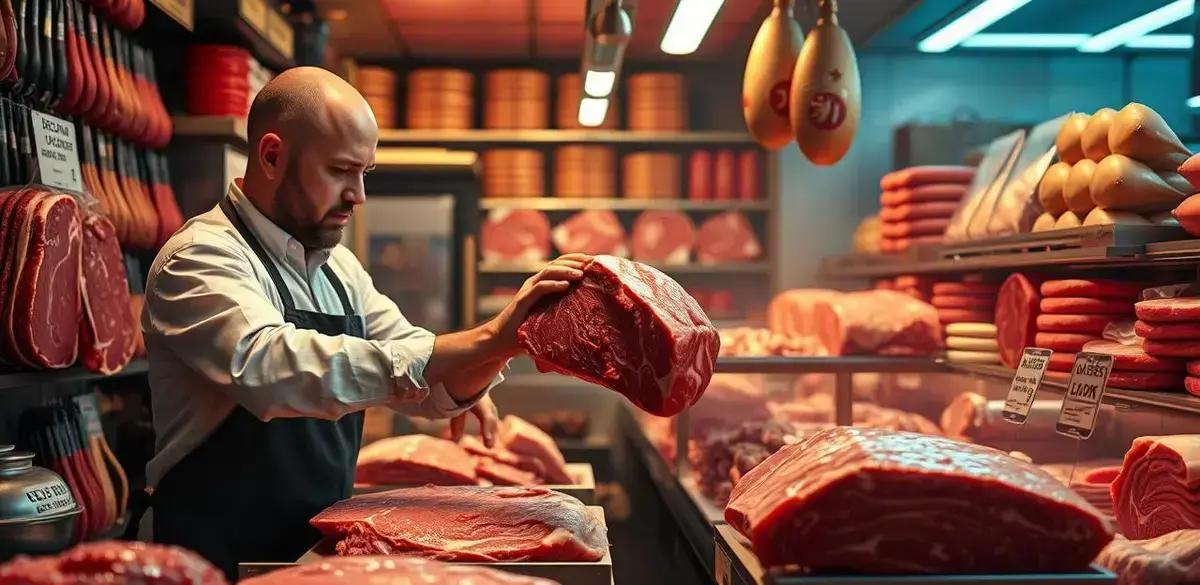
[146,240,477,421]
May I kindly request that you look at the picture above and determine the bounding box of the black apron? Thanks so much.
[151,198,365,580]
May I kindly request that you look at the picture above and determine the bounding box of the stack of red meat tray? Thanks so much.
[185,45,256,117]
[877,166,973,254]
[933,279,1001,365]
[1133,295,1200,395]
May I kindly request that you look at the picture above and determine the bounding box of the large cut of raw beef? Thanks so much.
[481,209,551,263]
[1096,529,1200,585]
[766,289,840,341]
[2,190,83,369]
[310,486,607,561]
[1111,435,1200,540]
[356,435,478,486]
[811,290,943,355]
[458,434,548,479]
[551,210,627,256]
[724,427,1113,573]
[497,415,572,484]
[0,541,226,584]
[241,556,559,584]
[630,210,695,264]
[517,255,719,416]
[695,211,761,263]
[78,215,136,374]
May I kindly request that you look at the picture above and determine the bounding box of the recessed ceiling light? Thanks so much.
[578,98,610,127]
[961,33,1089,48]
[918,0,1034,53]
[1078,0,1194,53]
[660,0,725,55]
[1125,34,1193,49]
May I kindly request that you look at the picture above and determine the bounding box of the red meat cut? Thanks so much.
[458,434,547,479]
[1112,435,1200,540]
[497,415,572,484]
[1041,279,1145,299]
[310,486,607,561]
[78,215,135,374]
[9,193,83,369]
[0,541,226,584]
[995,273,1040,368]
[1096,529,1200,585]
[725,427,1113,573]
[356,435,477,486]
[551,210,627,256]
[811,290,943,356]
[481,209,551,263]
[240,556,559,585]
[1082,339,1184,372]
[695,211,761,263]
[1137,298,1200,322]
[1136,320,1200,340]
[517,255,719,417]
[1036,314,1116,334]
[880,165,976,190]
[630,210,695,264]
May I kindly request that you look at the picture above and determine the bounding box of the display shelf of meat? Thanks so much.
[193,0,295,71]
[945,362,1200,416]
[712,524,1115,585]
[479,260,773,275]
[378,128,758,146]
[238,507,614,585]
[0,359,148,391]
[354,462,598,505]
[821,224,1189,279]
[479,198,772,212]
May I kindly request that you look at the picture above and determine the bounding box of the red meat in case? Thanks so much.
[630,210,695,264]
[310,486,607,561]
[1137,298,1200,323]
[1187,377,1200,396]
[1040,279,1146,299]
[1142,339,1200,358]
[1034,332,1101,353]
[1111,435,1200,540]
[517,255,718,417]
[688,150,711,200]
[695,211,761,263]
[497,415,572,485]
[480,209,550,263]
[931,295,995,310]
[355,435,478,486]
[1042,297,1134,315]
[238,556,557,585]
[78,215,135,374]
[931,281,999,297]
[811,290,943,356]
[725,427,1112,573]
[880,165,976,190]
[880,201,960,223]
[879,184,969,206]
[1036,314,1117,334]
[551,210,627,257]
[995,273,1041,368]
[879,218,951,238]
[1104,371,1183,390]
[1082,339,1185,372]
[1136,320,1200,340]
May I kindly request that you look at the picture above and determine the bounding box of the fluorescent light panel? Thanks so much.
[1078,0,1194,53]
[961,33,1089,48]
[578,98,610,127]
[1188,95,1200,109]
[918,0,1034,53]
[660,0,725,55]
[1125,34,1193,49]
[584,70,616,97]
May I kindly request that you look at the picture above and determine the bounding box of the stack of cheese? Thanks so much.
[932,280,1000,364]
[406,68,474,130]
[555,73,619,129]
[554,146,615,198]
[623,152,681,199]
[1035,103,1190,230]
[1038,279,1142,378]
[1133,296,1200,395]
[483,69,549,129]
[878,166,972,253]
[482,149,544,198]
[626,72,687,131]
[355,67,397,129]
[944,322,1000,365]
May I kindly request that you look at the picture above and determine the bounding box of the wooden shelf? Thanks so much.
[479,261,772,275]
[0,360,149,390]
[378,129,757,146]
[479,198,769,211]
[171,116,248,147]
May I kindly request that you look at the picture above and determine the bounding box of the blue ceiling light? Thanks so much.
[960,33,1089,48]
[1125,34,1194,49]
[918,0,1035,53]
[1078,0,1195,53]
[1187,95,1200,109]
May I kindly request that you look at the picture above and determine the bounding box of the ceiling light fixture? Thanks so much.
[660,0,726,55]
[578,98,610,127]
[325,8,348,22]
[1187,95,1200,108]
[960,33,1089,48]
[584,70,616,97]
[918,0,1034,53]
[1078,0,1194,53]
[1125,34,1194,49]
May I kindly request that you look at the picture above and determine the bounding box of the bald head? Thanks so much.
[242,66,380,251]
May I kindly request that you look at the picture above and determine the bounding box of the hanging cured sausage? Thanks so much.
[788,0,859,166]
[742,0,802,149]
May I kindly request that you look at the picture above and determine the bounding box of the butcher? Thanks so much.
[134,66,591,578]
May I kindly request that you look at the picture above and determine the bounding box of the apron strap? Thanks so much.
[321,264,354,316]
[219,197,298,312]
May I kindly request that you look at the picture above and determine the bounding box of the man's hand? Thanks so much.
[484,254,592,357]
[449,394,499,447]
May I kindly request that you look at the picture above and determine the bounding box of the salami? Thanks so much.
[880,166,975,190]
[995,273,1040,368]
[879,218,951,238]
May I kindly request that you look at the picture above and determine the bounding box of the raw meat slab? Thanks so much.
[938,308,994,325]
[240,556,558,585]
[1034,332,1101,352]
[813,290,943,356]
[879,201,960,222]
[1137,298,1200,323]
[995,273,1040,368]
[1187,377,1200,396]
[79,215,135,374]
[1042,297,1134,315]
[931,295,995,310]
[0,541,225,584]
[1041,279,1146,299]
[497,415,572,484]
[1112,435,1200,540]
[1036,314,1115,334]
[1144,339,1200,358]
[1105,371,1184,390]
[1136,320,1200,340]
[1082,339,1184,372]
[355,435,478,486]
[517,255,719,417]
[630,211,695,264]
[932,281,999,297]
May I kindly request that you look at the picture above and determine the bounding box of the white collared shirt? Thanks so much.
[142,182,496,486]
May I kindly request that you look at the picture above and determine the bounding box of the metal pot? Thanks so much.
[0,447,80,560]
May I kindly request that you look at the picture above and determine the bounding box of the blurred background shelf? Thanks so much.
[0,360,150,391]
[378,129,759,146]
[479,198,770,211]
[478,261,773,275]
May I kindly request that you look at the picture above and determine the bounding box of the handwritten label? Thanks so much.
[30,111,83,193]
[238,0,268,35]
[148,0,195,31]
[1056,352,1113,440]
[266,12,294,60]
[1003,348,1051,424]
[75,393,103,437]
[23,481,77,516]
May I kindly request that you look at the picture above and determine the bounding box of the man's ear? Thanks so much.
[258,133,285,181]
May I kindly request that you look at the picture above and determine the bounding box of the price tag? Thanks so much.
[1056,352,1113,440]
[238,0,268,35]
[266,12,294,60]
[29,111,83,193]
[74,393,103,438]
[148,0,195,31]
[1003,347,1051,424]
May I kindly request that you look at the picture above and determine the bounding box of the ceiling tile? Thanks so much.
[381,0,530,23]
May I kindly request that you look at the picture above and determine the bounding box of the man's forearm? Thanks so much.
[425,324,513,401]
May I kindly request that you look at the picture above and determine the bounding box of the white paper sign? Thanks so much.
[75,393,103,438]
[30,111,83,193]
[1056,352,1113,440]
[1003,347,1051,424]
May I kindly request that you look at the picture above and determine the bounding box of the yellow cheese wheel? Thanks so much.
[1081,108,1116,162]
[1064,160,1098,215]
[1055,113,1089,165]
[1037,161,1071,216]
[1090,153,1188,212]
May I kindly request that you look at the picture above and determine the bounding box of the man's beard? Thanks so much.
[278,168,345,250]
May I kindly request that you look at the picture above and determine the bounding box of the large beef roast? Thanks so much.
[517,255,719,416]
